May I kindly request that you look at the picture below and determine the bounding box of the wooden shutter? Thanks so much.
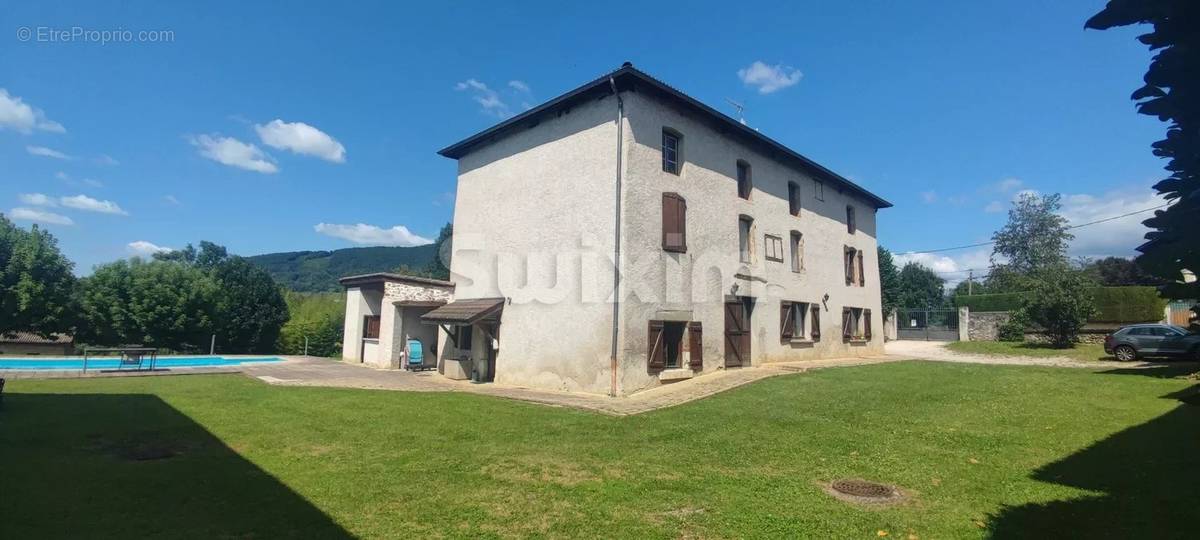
[648,321,665,369]
[662,193,686,253]
[688,321,703,369]
[844,248,854,285]
[864,309,873,340]
[780,301,794,340]
[842,308,853,339]
[364,316,381,339]
[857,250,866,286]
[811,305,821,341]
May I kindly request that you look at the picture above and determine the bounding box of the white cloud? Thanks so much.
[80,178,104,188]
[254,119,346,163]
[164,195,181,205]
[920,191,938,204]
[18,193,57,207]
[26,145,72,160]
[984,201,1005,213]
[55,171,69,181]
[189,134,278,174]
[508,80,530,93]
[0,89,65,134]
[314,222,432,246]
[95,154,120,166]
[9,207,73,225]
[455,79,512,118]
[895,247,993,288]
[1013,188,1040,202]
[994,177,1023,193]
[737,61,803,94]
[60,194,128,215]
[127,240,172,256]
[1061,188,1166,259]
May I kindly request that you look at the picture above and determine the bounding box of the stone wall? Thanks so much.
[383,281,453,304]
[968,311,1010,341]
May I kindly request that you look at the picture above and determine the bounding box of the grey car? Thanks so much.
[1104,324,1200,361]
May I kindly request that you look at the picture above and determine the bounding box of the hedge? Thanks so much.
[953,286,1166,323]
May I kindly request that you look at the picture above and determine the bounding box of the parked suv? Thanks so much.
[1104,324,1200,361]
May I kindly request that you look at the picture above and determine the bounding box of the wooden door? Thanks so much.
[724,298,751,367]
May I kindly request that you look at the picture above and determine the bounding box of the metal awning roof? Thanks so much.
[420,297,504,325]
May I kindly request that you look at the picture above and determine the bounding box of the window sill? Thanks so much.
[788,338,815,346]
[663,246,687,254]
[658,368,694,381]
[844,338,870,344]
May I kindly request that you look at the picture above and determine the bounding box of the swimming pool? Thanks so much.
[0,356,283,371]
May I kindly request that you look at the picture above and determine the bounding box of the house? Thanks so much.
[341,63,891,396]
[0,332,74,355]
[339,273,453,369]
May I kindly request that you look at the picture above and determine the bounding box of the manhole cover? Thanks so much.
[831,479,895,499]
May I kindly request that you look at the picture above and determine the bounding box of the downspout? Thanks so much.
[608,75,624,398]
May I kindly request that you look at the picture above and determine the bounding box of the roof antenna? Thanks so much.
[725,98,747,125]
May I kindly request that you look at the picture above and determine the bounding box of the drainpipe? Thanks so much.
[608,74,624,398]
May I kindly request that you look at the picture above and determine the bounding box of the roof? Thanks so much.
[338,272,455,289]
[421,297,505,325]
[438,63,892,209]
[0,332,74,344]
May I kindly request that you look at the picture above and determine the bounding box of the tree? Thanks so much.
[991,192,1072,276]
[952,279,989,297]
[1082,256,1163,286]
[78,259,219,351]
[1087,1,1199,322]
[423,223,453,280]
[878,247,901,314]
[897,262,946,309]
[0,216,76,338]
[1020,268,1097,348]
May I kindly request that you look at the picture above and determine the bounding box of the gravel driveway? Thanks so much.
[884,340,1148,369]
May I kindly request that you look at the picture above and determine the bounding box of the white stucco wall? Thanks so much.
[451,94,621,394]
[341,286,383,363]
[448,88,885,396]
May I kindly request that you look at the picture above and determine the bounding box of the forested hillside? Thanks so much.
[247,245,437,292]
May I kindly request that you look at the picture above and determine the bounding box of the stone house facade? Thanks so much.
[429,64,891,396]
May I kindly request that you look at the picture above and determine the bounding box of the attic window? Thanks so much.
[662,129,682,174]
[736,160,752,200]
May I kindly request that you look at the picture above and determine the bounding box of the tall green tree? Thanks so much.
[423,223,453,281]
[0,216,76,338]
[1082,256,1163,286]
[1020,267,1097,348]
[991,192,1072,276]
[78,259,219,350]
[1087,1,1199,321]
[897,262,946,309]
[878,246,901,314]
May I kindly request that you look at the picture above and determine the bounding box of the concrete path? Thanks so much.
[243,355,900,416]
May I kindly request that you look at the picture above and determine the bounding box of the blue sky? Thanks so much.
[1,1,1165,279]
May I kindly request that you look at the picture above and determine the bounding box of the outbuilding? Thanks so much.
[338,273,453,369]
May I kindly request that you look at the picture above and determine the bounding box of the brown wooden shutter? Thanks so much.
[780,301,793,340]
[648,320,665,370]
[844,248,854,285]
[857,251,866,286]
[864,309,873,339]
[688,321,703,369]
[364,316,381,339]
[842,308,852,339]
[810,305,821,341]
[662,193,686,253]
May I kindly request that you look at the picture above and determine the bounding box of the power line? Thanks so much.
[902,202,1170,256]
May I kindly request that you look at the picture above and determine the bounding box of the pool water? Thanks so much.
[0,356,283,370]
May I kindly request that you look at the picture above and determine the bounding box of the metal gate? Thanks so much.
[896,309,959,341]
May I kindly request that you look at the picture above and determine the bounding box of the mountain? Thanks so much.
[247,245,438,292]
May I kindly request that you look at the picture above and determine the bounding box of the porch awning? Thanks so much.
[420,297,504,326]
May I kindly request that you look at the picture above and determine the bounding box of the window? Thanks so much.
[780,301,812,340]
[738,216,754,263]
[788,182,801,216]
[790,231,804,272]
[662,129,681,174]
[814,180,824,201]
[455,325,474,350]
[363,316,381,339]
[764,234,784,262]
[844,246,865,286]
[846,205,857,234]
[841,307,873,340]
[662,192,687,253]
[810,305,821,341]
[648,320,704,371]
[736,160,752,200]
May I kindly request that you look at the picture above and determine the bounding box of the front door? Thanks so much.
[724,298,751,367]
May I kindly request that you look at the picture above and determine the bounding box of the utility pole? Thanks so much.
[968,269,974,295]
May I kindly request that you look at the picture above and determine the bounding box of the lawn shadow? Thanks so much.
[0,392,351,538]
[986,388,1200,539]
[1095,362,1200,380]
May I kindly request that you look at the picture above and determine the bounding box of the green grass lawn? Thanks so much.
[2,362,1197,539]
[947,341,1111,362]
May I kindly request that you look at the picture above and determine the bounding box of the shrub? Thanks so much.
[1090,286,1166,322]
[1021,270,1097,348]
[954,292,1028,312]
[998,310,1029,342]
